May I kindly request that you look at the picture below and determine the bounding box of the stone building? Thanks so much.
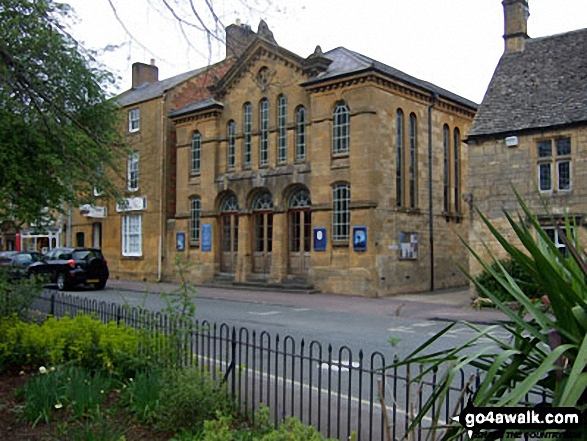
[74,21,477,296]
[466,0,587,274]
[71,59,234,280]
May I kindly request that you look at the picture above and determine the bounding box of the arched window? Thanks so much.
[191,131,201,174]
[332,102,350,155]
[243,103,252,167]
[295,106,306,161]
[259,98,269,166]
[409,113,418,208]
[453,128,461,214]
[333,183,350,241]
[443,124,450,213]
[253,192,273,211]
[189,197,201,243]
[227,120,236,170]
[396,109,404,207]
[289,188,311,208]
[277,94,288,163]
[221,194,239,213]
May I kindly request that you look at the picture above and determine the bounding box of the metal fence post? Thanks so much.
[231,327,237,402]
[50,292,55,316]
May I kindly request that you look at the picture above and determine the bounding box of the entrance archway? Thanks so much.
[220,194,239,273]
[288,188,311,275]
[252,191,273,275]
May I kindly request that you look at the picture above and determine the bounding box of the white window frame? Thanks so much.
[537,138,572,193]
[332,102,350,155]
[122,214,142,257]
[542,226,574,258]
[243,102,252,167]
[191,132,201,174]
[277,94,288,163]
[259,99,269,166]
[190,197,201,244]
[127,152,139,191]
[296,106,306,161]
[227,120,236,170]
[128,108,140,133]
[332,183,350,242]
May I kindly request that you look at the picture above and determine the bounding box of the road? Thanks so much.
[40,285,509,440]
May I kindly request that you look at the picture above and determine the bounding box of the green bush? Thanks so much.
[474,257,541,303]
[0,270,45,319]
[0,314,164,376]
[156,367,234,433]
[118,368,162,423]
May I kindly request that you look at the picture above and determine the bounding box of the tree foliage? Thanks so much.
[0,0,122,226]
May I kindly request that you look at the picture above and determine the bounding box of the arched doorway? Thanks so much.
[220,194,239,274]
[252,191,273,275]
[288,188,311,275]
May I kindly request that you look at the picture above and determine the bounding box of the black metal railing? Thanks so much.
[26,291,545,441]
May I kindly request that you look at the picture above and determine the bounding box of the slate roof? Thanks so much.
[304,47,478,110]
[169,98,223,118]
[115,65,211,107]
[468,28,587,139]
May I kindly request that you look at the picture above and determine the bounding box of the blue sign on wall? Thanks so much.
[176,232,185,251]
[314,227,327,251]
[353,226,367,251]
[201,223,212,252]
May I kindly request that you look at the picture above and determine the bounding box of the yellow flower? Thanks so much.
[54,403,63,409]
[38,366,47,374]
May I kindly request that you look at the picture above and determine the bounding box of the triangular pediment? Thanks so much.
[210,38,310,99]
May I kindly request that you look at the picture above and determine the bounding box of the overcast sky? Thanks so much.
[66,0,586,104]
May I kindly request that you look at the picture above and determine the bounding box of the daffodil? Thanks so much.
[38,366,47,374]
[54,403,63,409]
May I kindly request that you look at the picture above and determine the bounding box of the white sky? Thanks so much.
[66,0,586,104]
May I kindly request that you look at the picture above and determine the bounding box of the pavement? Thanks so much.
[106,278,510,325]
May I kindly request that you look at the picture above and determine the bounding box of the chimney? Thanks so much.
[131,60,159,88]
[502,0,529,52]
[225,21,256,58]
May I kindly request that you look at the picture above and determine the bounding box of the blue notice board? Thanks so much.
[176,232,185,251]
[353,226,367,251]
[314,227,326,251]
[201,223,212,252]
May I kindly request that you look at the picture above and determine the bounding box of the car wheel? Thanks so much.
[94,280,107,290]
[56,273,69,291]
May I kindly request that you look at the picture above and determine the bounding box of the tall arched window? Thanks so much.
[396,109,405,207]
[243,102,252,167]
[453,128,461,214]
[191,132,201,174]
[227,120,236,170]
[409,113,418,208]
[189,197,201,243]
[333,183,350,242]
[259,98,269,166]
[443,124,450,213]
[295,106,306,161]
[333,102,350,155]
[277,94,288,163]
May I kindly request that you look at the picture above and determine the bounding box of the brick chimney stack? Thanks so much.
[132,60,159,88]
[502,0,529,52]
[225,21,256,58]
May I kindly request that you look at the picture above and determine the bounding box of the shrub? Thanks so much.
[156,367,233,433]
[474,257,541,303]
[0,270,45,319]
[0,314,163,376]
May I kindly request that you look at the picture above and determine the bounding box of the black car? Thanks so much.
[28,247,109,291]
[0,251,44,279]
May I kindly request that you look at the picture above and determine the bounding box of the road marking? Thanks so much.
[292,308,311,311]
[387,326,416,333]
[195,354,433,424]
[248,311,281,316]
[319,360,361,372]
